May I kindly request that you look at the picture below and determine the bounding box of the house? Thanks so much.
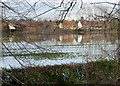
[59,20,77,29]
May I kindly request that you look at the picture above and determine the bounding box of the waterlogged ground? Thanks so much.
[1,31,120,85]
[1,32,119,68]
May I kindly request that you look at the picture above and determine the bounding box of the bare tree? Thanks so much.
[1,0,120,85]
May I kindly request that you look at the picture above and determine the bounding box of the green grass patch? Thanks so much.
[4,53,74,59]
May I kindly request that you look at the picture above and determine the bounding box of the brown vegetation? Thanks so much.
[2,19,119,34]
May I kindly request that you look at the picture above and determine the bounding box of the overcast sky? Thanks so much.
[1,0,120,3]
[1,0,119,20]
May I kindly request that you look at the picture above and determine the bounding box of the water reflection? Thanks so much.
[3,32,119,44]
[59,34,82,44]
[1,32,120,68]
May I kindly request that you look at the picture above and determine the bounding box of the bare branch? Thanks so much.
[91,2,120,6]
[1,2,28,19]
[33,0,64,18]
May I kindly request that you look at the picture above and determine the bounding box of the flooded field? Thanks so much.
[0,0,120,85]
[1,31,120,85]
[1,32,119,68]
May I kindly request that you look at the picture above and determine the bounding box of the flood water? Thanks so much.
[1,32,120,69]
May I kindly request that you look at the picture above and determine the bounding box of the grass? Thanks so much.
[4,53,68,57]
[3,52,106,60]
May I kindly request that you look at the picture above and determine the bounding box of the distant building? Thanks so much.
[77,20,82,28]
[59,20,77,29]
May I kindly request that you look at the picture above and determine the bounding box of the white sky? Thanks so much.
[1,0,119,20]
[82,0,119,3]
[1,0,120,3]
